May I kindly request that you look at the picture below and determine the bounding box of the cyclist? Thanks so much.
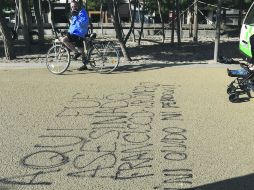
[60,0,89,71]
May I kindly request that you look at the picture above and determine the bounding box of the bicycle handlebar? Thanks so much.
[54,29,67,37]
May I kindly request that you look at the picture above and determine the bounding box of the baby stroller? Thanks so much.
[227,62,254,103]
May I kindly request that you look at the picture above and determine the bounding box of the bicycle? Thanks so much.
[46,31,120,75]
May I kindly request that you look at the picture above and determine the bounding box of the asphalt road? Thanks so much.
[0,66,254,190]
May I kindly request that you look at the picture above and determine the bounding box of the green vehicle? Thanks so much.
[239,2,254,59]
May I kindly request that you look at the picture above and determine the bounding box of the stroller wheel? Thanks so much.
[227,82,237,94]
[229,93,239,103]
[227,86,234,94]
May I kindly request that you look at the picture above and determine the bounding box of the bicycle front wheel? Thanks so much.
[88,43,119,73]
[46,44,70,74]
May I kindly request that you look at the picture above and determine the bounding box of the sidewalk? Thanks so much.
[0,62,46,69]
[0,37,243,70]
[0,60,84,70]
[0,60,241,70]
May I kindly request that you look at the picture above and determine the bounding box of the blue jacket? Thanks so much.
[68,8,89,38]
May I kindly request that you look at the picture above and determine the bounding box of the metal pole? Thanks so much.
[38,0,42,17]
[214,0,222,62]
[100,2,103,35]
[193,0,198,42]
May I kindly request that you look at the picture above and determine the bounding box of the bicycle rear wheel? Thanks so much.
[46,44,70,74]
[88,43,119,73]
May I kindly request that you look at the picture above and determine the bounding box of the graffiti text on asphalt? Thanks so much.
[0,82,192,189]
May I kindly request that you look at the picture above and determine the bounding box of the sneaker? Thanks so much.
[73,52,82,60]
[77,64,88,71]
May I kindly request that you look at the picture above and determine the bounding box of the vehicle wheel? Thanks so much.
[46,44,70,75]
[229,93,239,103]
[88,44,119,73]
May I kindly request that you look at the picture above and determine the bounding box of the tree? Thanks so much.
[124,0,137,44]
[107,0,131,61]
[193,0,198,42]
[0,3,16,59]
[238,0,243,31]
[157,0,165,43]
[187,0,193,38]
[19,0,31,51]
[138,0,146,45]
[176,0,181,44]
[33,0,44,46]
[171,0,175,44]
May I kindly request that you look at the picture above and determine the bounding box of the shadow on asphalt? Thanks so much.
[127,41,241,63]
[0,173,253,190]
[186,173,254,190]
[113,62,207,74]
[59,62,207,75]
[61,69,97,75]
[0,40,241,64]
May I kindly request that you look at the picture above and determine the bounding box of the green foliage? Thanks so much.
[3,0,14,10]
[3,0,253,14]
[146,0,157,14]
[144,0,253,13]
[87,0,101,11]
[199,0,252,10]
